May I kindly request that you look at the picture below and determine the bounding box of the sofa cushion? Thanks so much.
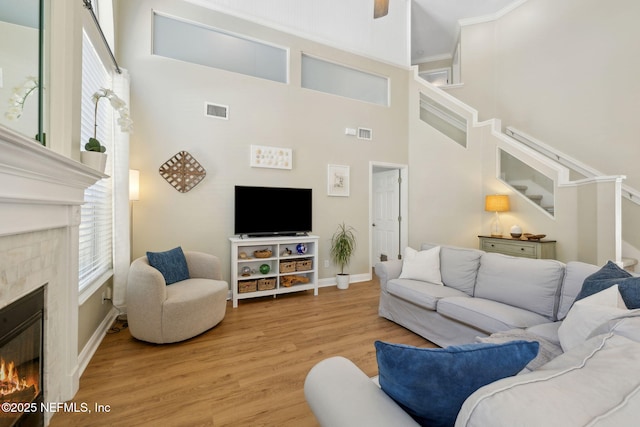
[589,314,640,343]
[556,261,601,320]
[375,340,538,427]
[474,253,565,320]
[422,243,483,296]
[575,261,640,309]
[456,334,640,427]
[525,321,562,346]
[558,285,639,352]
[146,246,190,285]
[398,246,443,284]
[437,297,550,333]
[477,328,563,371]
[387,279,470,311]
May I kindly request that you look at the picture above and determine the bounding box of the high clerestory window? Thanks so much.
[152,12,288,83]
[301,54,389,106]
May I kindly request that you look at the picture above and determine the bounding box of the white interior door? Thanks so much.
[372,169,400,263]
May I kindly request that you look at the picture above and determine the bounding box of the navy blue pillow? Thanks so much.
[575,261,640,308]
[146,247,190,285]
[375,340,539,427]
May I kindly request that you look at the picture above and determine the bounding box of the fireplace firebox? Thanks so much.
[0,287,44,427]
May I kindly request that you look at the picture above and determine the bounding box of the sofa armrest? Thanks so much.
[185,251,222,280]
[304,356,419,427]
[374,259,404,289]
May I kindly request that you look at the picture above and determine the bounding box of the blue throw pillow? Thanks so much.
[575,261,640,308]
[375,340,539,427]
[146,247,190,285]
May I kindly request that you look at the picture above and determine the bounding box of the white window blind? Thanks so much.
[79,30,114,291]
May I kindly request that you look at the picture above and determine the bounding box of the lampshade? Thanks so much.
[374,0,389,18]
[129,169,140,201]
[485,195,510,212]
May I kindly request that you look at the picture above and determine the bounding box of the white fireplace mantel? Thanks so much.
[0,126,105,237]
[0,125,105,416]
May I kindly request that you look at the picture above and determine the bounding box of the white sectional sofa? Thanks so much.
[374,243,599,347]
[305,332,640,427]
[304,243,640,426]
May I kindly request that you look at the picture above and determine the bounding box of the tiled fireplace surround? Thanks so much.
[0,127,103,423]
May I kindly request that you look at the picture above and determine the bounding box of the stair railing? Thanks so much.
[413,68,626,266]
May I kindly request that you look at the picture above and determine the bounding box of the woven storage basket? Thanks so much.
[257,278,276,291]
[238,280,257,293]
[279,261,296,273]
[295,259,312,271]
[254,249,272,258]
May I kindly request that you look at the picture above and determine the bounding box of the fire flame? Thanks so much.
[0,357,38,397]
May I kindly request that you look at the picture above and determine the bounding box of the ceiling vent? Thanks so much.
[357,127,372,140]
[205,102,229,120]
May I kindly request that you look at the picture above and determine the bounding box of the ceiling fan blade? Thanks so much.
[374,0,389,19]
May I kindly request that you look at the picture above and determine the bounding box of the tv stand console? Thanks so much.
[229,235,319,308]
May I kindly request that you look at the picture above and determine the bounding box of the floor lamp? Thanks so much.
[129,169,140,260]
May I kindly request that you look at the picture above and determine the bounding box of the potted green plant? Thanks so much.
[330,222,357,290]
[80,88,133,172]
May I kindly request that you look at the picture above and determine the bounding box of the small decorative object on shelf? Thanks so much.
[254,249,272,258]
[281,247,292,256]
[259,264,270,274]
[296,243,307,254]
[241,266,251,277]
[510,225,523,238]
[523,233,547,241]
[281,275,310,287]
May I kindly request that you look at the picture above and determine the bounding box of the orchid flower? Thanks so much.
[5,76,38,120]
[87,87,133,152]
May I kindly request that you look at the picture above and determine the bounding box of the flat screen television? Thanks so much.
[234,186,312,236]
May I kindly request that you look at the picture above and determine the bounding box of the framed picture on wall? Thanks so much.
[327,164,350,197]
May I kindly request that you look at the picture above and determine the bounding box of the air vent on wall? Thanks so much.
[205,102,229,120]
[357,127,372,140]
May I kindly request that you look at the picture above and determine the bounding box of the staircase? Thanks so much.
[510,184,555,215]
[413,67,638,269]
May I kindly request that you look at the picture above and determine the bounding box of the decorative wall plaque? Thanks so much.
[250,145,292,169]
[159,151,206,193]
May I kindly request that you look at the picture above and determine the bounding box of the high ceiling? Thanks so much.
[411,0,522,63]
[185,0,525,66]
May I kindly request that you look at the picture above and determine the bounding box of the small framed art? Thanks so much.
[327,164,350,197]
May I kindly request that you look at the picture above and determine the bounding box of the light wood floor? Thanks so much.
[50,278,434,427]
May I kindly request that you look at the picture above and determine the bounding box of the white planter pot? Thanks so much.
[336,273,350,290]
[81,151,107,173]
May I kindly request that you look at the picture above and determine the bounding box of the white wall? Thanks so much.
[183,0,411,67]
[407,78,484,249]
[116,0,409,283]
[452,0,640,251]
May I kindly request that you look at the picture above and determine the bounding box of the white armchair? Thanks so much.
[126,251,228,344]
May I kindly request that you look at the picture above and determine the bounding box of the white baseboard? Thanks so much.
[77,306,119,378]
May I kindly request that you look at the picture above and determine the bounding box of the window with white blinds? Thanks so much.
[79,30,114,291]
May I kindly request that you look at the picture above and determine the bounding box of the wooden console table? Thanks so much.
[478,235,556,260]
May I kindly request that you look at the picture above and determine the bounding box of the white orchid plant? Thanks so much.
[86,88,133,153]
[5,76,38,121]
